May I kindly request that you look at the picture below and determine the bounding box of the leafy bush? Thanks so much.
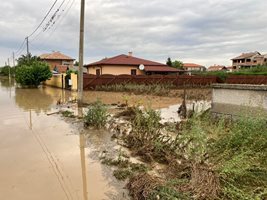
[232,65,267,75]
[15,61,52,87]
[0,66,16,76]
[84,100,108,129]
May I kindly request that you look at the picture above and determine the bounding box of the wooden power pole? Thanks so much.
[78,0,85,106]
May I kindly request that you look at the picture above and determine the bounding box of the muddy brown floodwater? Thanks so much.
[0,78,128,200]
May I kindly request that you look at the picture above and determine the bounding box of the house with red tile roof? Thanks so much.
[208,65,228,72]
[85,52,183,75]
[40,51,75,73]
[183,63,206,72]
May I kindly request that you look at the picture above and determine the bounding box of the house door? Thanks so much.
[96,69,101,76]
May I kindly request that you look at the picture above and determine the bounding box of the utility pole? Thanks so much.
[26,36,30,61]
[78,0,85,107]
[12,52,15,66]
[8,58,11,80]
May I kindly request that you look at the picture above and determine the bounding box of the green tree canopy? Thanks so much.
[166,57,172,67]
[15,61,52,87]
[166,57,184,69]
[172,60,184,69]
[17,53,41,67]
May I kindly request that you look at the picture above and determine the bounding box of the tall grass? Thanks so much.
[124,109,267,199]
[84,100,108,129]
[95,83,173,96]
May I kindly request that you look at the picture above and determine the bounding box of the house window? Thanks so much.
[96,69,101,76]
[264,58,267,62]
[131,69,137,75]
[246,59,251,62]
[62,61,71,66]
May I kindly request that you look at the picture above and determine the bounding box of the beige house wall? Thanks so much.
[45,74,65,88]
[43,60,74,70]
[70,73,78,91]
[44,73,78,91]
[87,65,144,75]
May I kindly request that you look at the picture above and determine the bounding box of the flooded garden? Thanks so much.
[1,77,266,200]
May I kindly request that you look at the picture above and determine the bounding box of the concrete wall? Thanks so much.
[87,65,144,75]
[212,84,267,116]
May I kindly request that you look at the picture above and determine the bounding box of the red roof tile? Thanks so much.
[183,63,205,68]
[231,52,261,60]
[86,54,166,67]
[54,65,69,73]
[144,65,182,72]
[208,65,227,71]
[40,51,74,60]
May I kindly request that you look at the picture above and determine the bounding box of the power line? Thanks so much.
[28,0,59,38]
[30,0,72,43]
[30,0,76,49]
[15,39,26,55]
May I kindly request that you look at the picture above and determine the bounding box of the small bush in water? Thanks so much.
[84,100,108,128]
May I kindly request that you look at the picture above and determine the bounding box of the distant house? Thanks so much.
[231,51,267,69]
[183,63,206,72]
[208,65,228,72]
[84,52,183,75]
[40,51,75,73]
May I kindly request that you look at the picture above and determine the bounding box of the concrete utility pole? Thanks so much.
[26,36,30,61]
[12,52,15,66]
[78,0,85,106]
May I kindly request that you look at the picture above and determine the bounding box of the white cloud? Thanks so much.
[1,0,267,67]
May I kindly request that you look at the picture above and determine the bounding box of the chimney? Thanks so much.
[128,52,133,57]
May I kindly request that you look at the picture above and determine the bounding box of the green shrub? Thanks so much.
[15,61,52,87]
[84,100,108,129]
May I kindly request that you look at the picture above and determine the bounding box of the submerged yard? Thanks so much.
[1,77,265,200]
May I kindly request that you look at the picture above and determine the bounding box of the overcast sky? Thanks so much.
[1,0,267,67]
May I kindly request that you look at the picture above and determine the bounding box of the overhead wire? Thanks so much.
[30,0,76,50]
[14,39,26,55]
[28,0,59,38]
[30,0,72,44]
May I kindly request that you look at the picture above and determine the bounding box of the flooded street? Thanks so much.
[0,78,127,200]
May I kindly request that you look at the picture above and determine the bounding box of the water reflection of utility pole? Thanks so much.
[79,132,88,200]
[29,109,32,130]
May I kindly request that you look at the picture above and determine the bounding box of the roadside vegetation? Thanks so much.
[1,54,52,87]
[106,105,267,200]
[196,65,267,81]
[95,83,173,96]
[84,99,108,128]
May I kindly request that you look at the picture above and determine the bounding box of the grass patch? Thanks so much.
[95,83,173,96]
[60,110,75,118]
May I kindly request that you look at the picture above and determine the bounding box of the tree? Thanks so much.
[17,53,41,67]
[172,60,184,69]
[166,57,172,67]
[74,61,79,66]
[15,61,52,87]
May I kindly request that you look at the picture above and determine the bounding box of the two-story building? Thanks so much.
[40,51,75,73]
[183,63,206,72]
[232,51,267,69]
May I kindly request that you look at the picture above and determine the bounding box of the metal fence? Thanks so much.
[83,74,220,89]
